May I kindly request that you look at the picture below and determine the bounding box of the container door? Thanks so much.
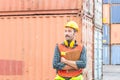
[111,5,120,24]
[103,24,110,45]
[94,28,103,80]
[103,45,110,65]
[111,45,120,64]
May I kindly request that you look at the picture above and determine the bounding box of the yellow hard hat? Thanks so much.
[65,21,79,32]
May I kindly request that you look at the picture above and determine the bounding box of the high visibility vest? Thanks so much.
[58,44,83,78]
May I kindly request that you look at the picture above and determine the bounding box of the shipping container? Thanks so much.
[82,17,87,44]
[111,24,120,44]
[0,0,82,12]
[0,15,82,80]
[83,0,93,17]
[82,15,93,80]
[94,0,102,28]
[103,24,110,44]
[94,28,103,80]
[82,15,93,44]
[95,0,102,14]
[103,4,110,24]
[111,0,120,3]
[103,0,120,4]
[111,5,120,23]
[111,45,120,64]
[103,45,110,64]
[103,0,109,3]
[86,42,93,80]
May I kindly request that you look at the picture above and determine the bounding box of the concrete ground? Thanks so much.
[103,65,120,80]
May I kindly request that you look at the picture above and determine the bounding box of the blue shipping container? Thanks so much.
[111,0,120,3]
[103,45,110,65]
[103,0,109,3]
[103,0,120,4]
[103,24,110,44]
[111,45,120,64]
[111,5,120,23]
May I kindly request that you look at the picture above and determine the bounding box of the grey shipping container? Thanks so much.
[83,0,94,18]
[94,0,102,29]
[94,28,103,80]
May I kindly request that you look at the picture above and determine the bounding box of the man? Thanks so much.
[53,21,86,80]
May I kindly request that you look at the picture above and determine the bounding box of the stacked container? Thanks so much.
[0,0,83,80]
[0,15,82,80]
[82,15,93,80]
[0,0,103,80]
[82,0,94,80]
[103,0,111,65]
[94,0,103,80]
[0,0,88,80]
[110,1,120,65]
[103,0,120,65]
[103,24,110,64]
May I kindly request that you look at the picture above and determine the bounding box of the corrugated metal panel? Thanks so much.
[98,0,102,3]
[86,43,93,80]
[95,12,102,28]
[111,45,120,64]
[110,0,120,3]
[111,5,120,23]
[111,24,120,44]
[103,0,109,3]
[103,24,110,44]
[82,16,93,44]
[86,17,93,44]
[94,28,102,80]
[95,0,102,13]
[82,16,93,80]
[0,15,82,80]
[94,0,102,28]
[103,45,110,64]
[82,17,87,44]
[98,31,102,80]
[0,0,82,12]
[82,23,87,44]
[83,0,93,17]
[103,0,120,3]
[103,4,110,24]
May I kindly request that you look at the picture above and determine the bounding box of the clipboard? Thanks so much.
[64,50,81,61]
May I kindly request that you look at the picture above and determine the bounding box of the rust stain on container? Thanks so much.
[103,4,110,24]
[0,0,82,12]
[111,24,120,44]
[0,15,82,80]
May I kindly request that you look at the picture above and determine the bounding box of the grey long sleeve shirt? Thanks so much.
[53,43,87,71]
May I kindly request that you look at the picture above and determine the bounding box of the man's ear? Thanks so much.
[74,32,77,37]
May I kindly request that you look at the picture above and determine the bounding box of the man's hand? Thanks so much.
[61,57,75,70]
[61,57,78,70]
[61,57,67,63]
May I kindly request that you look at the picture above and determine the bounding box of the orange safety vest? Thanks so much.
[58,44,83,78]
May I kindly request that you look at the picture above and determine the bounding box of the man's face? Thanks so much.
[64,27,75,41]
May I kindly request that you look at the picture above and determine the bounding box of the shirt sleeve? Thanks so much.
[76,46,87,69]
[53,44,65,70]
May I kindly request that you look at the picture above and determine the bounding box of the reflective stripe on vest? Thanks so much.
[58,44,83,77]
